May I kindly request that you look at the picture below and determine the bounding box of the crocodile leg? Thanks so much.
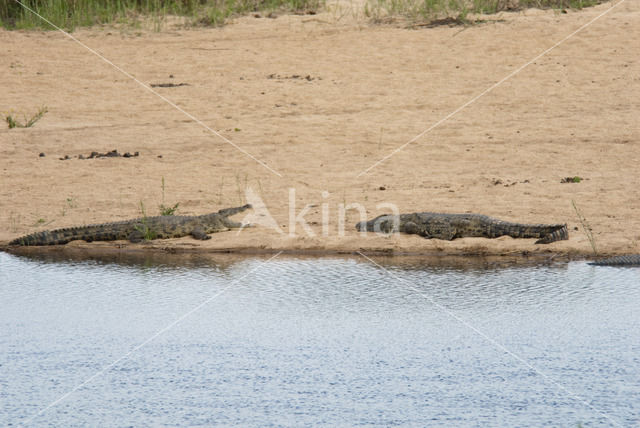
[191,226,212,240]
[128,230,145,243]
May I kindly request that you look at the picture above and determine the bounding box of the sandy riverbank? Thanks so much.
[1,1,639,258]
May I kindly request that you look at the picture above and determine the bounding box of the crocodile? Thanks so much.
[356,212,568,244]
[588,255,640,266]
[9,204,252,246]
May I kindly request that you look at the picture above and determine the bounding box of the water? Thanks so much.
[1,251,639,427]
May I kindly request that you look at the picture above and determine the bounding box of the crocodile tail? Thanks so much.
[217,204,252,217]
[534,224,569,244]
[588,254,640,266]
[9,230,74,246]
[9,223,130,246]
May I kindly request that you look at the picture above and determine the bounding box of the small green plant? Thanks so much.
[561,176,582,183]
[66,197,77,208]
[8,212,22,233]
[572,199,597,256]
[5,115,17,129]
[159,202,180,216]
[30,217,53,227]
[135,201,157,241]
[61,197,78,216]
[5,106,48,129]
[158,176,179,216]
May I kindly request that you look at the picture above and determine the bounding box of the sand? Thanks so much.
[1,1,639,258]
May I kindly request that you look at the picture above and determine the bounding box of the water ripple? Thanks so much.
[1,252,639,427]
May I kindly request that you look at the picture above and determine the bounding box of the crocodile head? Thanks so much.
[355,215,397,234]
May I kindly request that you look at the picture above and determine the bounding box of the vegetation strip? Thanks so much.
[2,0,602,30]
[1,0,322,30]
[365,0,604,25]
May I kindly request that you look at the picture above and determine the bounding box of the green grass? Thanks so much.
[572,199,597,256]
[61,196,78,217]
[365,0,603,25]
[1,0,322,31]
[1,0,599,30]
[135,201,157,241]
[135,176,183,240]
[158,176,179,216]
[5,106,48,129]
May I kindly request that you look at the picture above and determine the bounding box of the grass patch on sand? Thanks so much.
[158,177,179,216]
[365,0,603,26]
[1,0,322,30]
[572,199,598,256]
[5,106,48,129]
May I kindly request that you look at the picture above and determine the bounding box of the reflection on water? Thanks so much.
[1,251,638,427]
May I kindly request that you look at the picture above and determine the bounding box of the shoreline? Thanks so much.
[0,236,607,261]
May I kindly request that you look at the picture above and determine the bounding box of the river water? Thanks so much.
[1,251,638,427]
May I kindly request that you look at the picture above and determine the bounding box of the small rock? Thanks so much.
[379,186,386,191]
[39,152,45,157]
